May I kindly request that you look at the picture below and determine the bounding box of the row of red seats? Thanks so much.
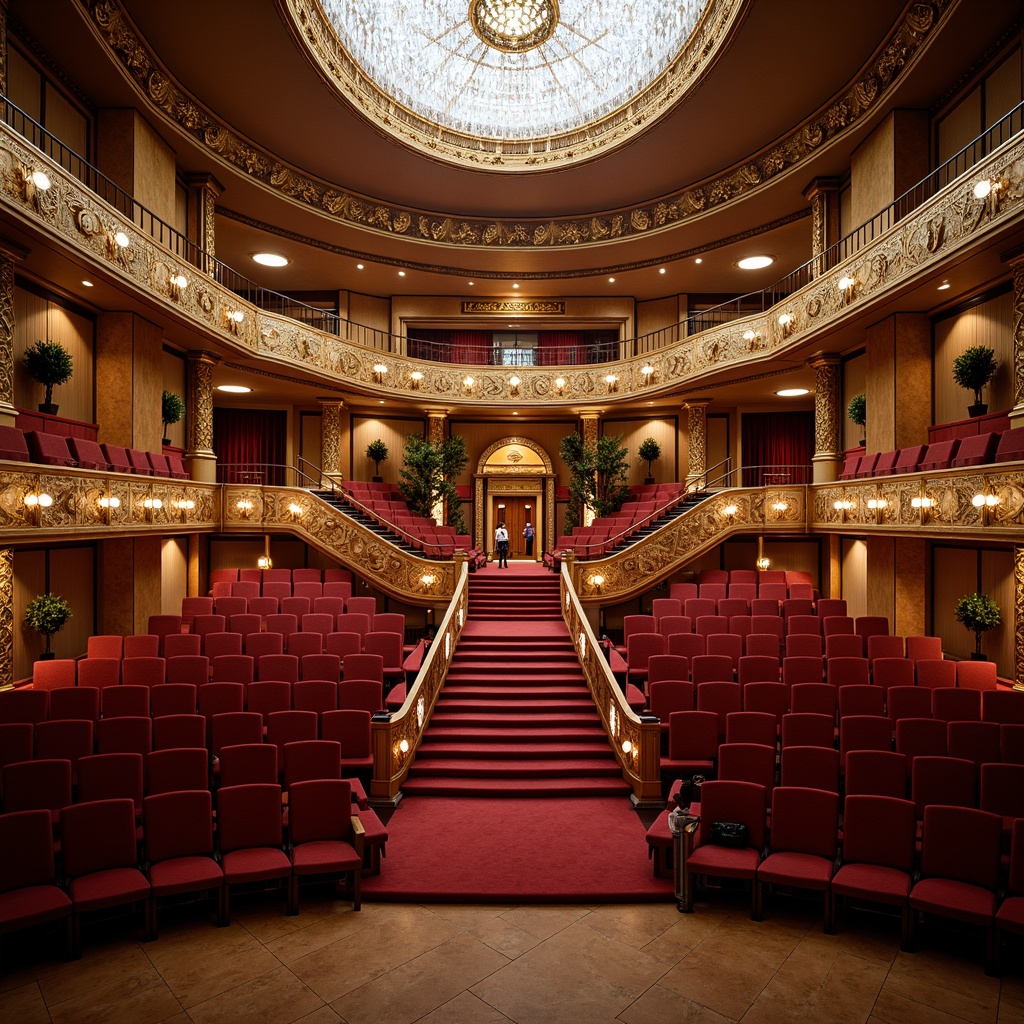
[838,426,1024,480]
[211,567,353,587]
[189,589,373,621]
[0,778,367,957]
[0,425,188,478]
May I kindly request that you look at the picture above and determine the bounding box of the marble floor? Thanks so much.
[3,889,1024,1024]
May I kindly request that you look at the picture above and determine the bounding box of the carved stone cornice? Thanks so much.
[78,0,949,248]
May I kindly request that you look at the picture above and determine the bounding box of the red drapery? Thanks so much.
[740,411,814,486]
[214,408,288,485]
[537,331,580,366]
[449,331,491,364]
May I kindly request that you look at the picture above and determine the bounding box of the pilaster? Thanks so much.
[185,173,224,277]
[1010,255,1024,428]
[0,239,26,428]
[185,351,219,483]
[683,401,709,486]
[809,355,843,483]
[0,546,12,688]
[319,399,344,480]
[802,177,841,278]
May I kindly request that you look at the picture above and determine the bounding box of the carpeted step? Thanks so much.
[424,726,607,743]
[409,758,623,778]
[400,777,632,797]
[437,686,589,701]
[427,711,600,727]
[444,673,586,686]
[433,698,595,714]
[415,742,611,759]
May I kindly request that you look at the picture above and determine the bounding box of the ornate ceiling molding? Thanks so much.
[79,0,950,250]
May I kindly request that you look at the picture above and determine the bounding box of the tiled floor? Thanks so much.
[4,890,1024,1024]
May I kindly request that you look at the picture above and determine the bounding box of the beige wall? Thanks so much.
[350,414,426,485]
[161,350,187,448]
[843,353,867,450]
[602,416,679,485]
[96,109,177,227]
[865,314,931,451]
[161,537,188,616]
[933,290,1014,422]
[840,538,868,622]
[849,110,927,231]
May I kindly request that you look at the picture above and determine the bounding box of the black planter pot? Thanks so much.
[372,475,383,483]
[38,403,58,416]
[970,652,988,661]
[968,403,988,418]
[162,437,171,447]
[643,476,655,485]
[38,651,56,661]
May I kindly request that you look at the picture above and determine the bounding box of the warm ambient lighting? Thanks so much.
[911,496,935,509]
[621,739,633,755]
[972,493,1000,508]
[171,273,189,290]
[721,504,738,517]
[776,388,808,397]
[114,230,130,248]
[373,362,388,383]
[777,312,795,336]
[227,310,244,323]
[738,255,773,270]
[604,373,619,393]
[251,252,289,267]
[420,573,436,588]
[756,557,771,571]
[771,501,789,513]
[838,275,858,301]
[508,374,521,395]
[743,329,760,343]
[142,498,163,509]
[217,385,252,393]
[410,370,424,388]
[398,739,410,754]
[589,574,604,591]
[287,504,303,518]
[833,500,855,511]
[30,170,52,190]
[98,496,121,510]
[236,499,253,518]
[554,377,566,395]
[257,555,273,570]
[24,492,53,508]
[640,362,655,381]
[867,499,888,509]
[463,375,475,392]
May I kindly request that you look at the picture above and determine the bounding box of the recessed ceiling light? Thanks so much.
[776,388,809,397]
[512,283,520,289]
[252,252,289,267]
[694,258,702,264]
[508,324,519,328]
[659,268,666,274]
[217,384,252,394]
[379,400,385,405]
[738,255,774,270]
[82,280,93,287]
[937,280,950,290]
[398,271,406,277]
[468,281,474,286]
[608,277,615,283]
[512,411,518,416]
[356,263,364,270]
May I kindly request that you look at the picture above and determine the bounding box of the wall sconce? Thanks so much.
[410,370,424,389]
[173,497,194,522]
[29,169,51,191]
[838,275,858,303]
[771,500,789,514]
[833,498,855,521]
[604,373,619,393]
[288,503,303,519]
[236,499,253,519]
[143,495,163,522]
[24,490,53,524]
[721,504,738,519]
[508,374,521,397]
[867,497,888,524]
[98,495,120,523]
[756,556,771,571]
[169,272,188,300]
[257,555,273,570]
[463,375,475,393]
[420,573,436,589]
[621,738,634,757]
[554,377,566,396]
[972,491,1000,524]
[910,495,934,524]
[398,738,410,755]
[973,178,1003,213]
[777,312,795,337]
[742,329,761,348]
[640,362,655,384]
[373,362,388,384]
[589,574,605,593]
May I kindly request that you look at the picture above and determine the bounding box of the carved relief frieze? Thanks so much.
[812,360,840,456]
[0,252,14,407]
[1012,258,1024,412]
[1016,545,1024,689]
[0,545,12,689]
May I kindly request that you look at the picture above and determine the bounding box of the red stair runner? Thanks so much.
[403,569,630,797]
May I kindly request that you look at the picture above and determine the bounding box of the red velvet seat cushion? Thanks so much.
[148,857,223,898]
[220,848,291,884]
[686,845,761,879]
[291,840,361,875]
[831,863,911,905]
[0,885,72,930]
[909,878,997,926]
[996,896,1024,934]
[756,852,833,890]
[68,867,150,910]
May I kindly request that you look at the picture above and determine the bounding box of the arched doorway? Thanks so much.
[473,437,555,562]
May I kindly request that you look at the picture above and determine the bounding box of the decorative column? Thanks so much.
[803,178,841,278]
[185,351,219,483]
[1015,545,1024,691]
[0,546,12,689]
[185,173,224,277]
[427,411,447,524]
[0,0,9,99]
[579,412,600,526]
[0,240,25,428]
[809,355,843,483]
[683,401,709,487]
[319,399,344,482]
[1010,255,1024,429]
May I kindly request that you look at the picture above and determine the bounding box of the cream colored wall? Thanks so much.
[161,537,188,616]
[350,293,390,334]
[350,414,425,485]
[840,538,868,621]
[843,354,866,450]
[14,287,95,422]
[603,417,678,485]
[636,296,683,340]
[161,350,187,448]
[706,414,731,483]
[933,291,1014,422]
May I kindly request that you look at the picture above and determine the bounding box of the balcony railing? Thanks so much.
[3,94,1022,367]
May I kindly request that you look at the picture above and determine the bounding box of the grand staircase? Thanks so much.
[402,568,630,797]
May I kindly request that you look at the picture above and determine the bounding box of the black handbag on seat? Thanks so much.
[708,820,748,848]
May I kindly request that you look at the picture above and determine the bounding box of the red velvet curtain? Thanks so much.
[214,408,287,485]
[741,411,814,486]
[450,331,490,364]
[537,331,580,366]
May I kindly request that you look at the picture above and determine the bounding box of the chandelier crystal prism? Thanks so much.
[312,0,716,159]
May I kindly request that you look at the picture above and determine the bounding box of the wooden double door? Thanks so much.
[492,496,539,558]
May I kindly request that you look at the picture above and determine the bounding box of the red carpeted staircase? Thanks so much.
[402,567,631,798]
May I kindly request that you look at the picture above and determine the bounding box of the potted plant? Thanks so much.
[847,393,866,448]
[24,593,72,660]
[954,591,1001,661]
[23,339,73,415]
[161,389,185,446]
[952,345,997,418]
[366,438,389,481]
[637,437,662,485]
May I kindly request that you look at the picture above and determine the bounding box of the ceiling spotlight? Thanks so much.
[252,252,289,267]
[937,280,950,290]
[82,280,93,287]
[738,255,773,270]
[776,388,809,397]
[398,270,406,277]
[694,258,703,264]
[356,263,365,270]
[512,283,520,289]
[608,277,615,283]
[659,267,667,274]
[217,384,252,394]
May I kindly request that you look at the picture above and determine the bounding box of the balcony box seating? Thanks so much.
[995,427,1024,464]
[25,431,75,467]
[950,432,1000,469]
[0,425,30,462]
[127,449,153,474]
[892,445,927,473]
[165,454,189,479]
[918,439,960,473]
[101,444,133,474]
[66,437,109,470]
[855,453,880,478]
[838,454,861,481]
[872,450,899,476]
[147,451,172,477]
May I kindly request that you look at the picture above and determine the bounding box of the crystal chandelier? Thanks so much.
[317,0,711,144]
[470,0,559,53]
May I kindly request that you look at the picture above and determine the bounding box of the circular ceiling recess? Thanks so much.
[288,0,739,171]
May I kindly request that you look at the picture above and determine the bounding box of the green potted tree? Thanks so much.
[952,345,997,418]
[23,339,73,415]
[161,389,185,446]
[847,393,866,448]
[954,591,1001,661]
[638,437,662,485]
[24,593,72,660]
[366,438,389,481]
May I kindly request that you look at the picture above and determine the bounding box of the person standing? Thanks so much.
[495,521,509,568]
[523,521,534,557]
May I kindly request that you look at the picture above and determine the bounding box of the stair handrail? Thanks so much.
[559,555,662,806]
[370,555,470,802]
